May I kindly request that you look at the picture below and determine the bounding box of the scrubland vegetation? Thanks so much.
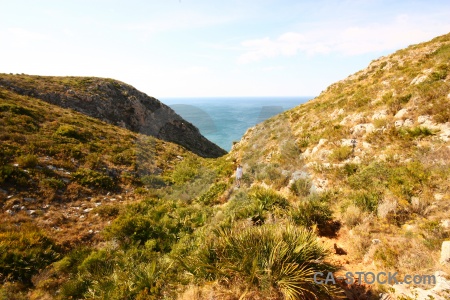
[2,33,450,299]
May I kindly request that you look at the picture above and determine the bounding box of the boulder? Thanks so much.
[441,241,450,265]
[395,120,404,127]
[403,119,414,127]
[441,220,450,229]
[395,108,409,119]
[372,110,387,120]
[351,123,375,135]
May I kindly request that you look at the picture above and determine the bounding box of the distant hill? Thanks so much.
[0,74,226,158]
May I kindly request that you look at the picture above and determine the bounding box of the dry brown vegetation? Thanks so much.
[2,32,450,300]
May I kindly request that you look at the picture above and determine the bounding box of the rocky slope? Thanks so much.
[230,33,450,299]
[0,74,226,158]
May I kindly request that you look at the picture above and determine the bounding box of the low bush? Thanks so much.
[373,246,399,269]
[397,126,434,141]
[255,164,290,189]
[0,164,29,186]
[72,168,115,190]
[330,146,353,162]
[290,177,312,197]
[342,204,364,227]
[250,186,289,211]
[92,204,120,218]
[350,191,380,213]
[420,220,449,250]
[197,182,228,205]
[104,199,207,252]
[289,194,333,228]
[141,175,167,188]
[180,224,342,299]
[171,157,200,184]
[16,153,38,168]
[54,124,88,141]
[0,226,61,285]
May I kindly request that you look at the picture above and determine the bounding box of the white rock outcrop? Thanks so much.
[395,108,409,119]
[441,241,450,265]
[351,123,375,135]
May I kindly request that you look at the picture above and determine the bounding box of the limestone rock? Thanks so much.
[395,108,409,119]
[351,123,375,135]
[441,241,450,265]
[395,120,404,127]
[441,219,450,229]
[403,119,414,127]
[372,110,387,120]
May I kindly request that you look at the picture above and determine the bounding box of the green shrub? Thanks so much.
[197,182,227,205]
[171,157,200,184]
[0,282,29,300]
[41,178,65,189]
[72,168,115,189]
[256,164,290,189]
[343,163,359,177]
[428,64,448,81]
[0,227,60,285]
[181,224,342,299]
[289,194,333,228]
[330,146,353,162]
[59,278,91,300]
[420,220,449,250]
[78,249,115,277]
[290,177,312,197]
[104,199,206,252]
[17,154,38,168]
[53,247,92,274]
[141,175,167,188]
[112,149,136,166]
[0,104,37,118]
[398,126,434,139]
[351,191,380,213]
[386,93,412,114]
[92,205,120,218]
[348,162,389,191]
[374,246,399,269]
[54,124,87,141]
[0,164,29,185]
[250,186,289,211]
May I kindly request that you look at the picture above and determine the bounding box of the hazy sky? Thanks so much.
[1,0,450,98]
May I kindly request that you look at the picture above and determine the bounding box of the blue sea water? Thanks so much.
[160,97,313,151]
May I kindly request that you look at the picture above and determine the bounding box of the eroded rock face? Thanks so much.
[0,75,226,158]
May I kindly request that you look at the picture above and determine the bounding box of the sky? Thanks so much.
[1,0,450,98]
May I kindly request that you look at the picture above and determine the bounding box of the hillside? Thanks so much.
[231,33,450,298]
[0,74,226,158]
[0,83,235,298]
[1,34,450,300]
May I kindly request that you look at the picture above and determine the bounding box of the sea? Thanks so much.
[160,97,313,151]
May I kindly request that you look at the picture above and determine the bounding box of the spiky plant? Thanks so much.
[181,224,343,299]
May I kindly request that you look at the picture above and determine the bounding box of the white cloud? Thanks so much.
[238,32,307,64]
[238,13,450,63]
[126,11,235,38]
[0,27,50,47]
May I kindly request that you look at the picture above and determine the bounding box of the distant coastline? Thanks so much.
[161,97,313,151]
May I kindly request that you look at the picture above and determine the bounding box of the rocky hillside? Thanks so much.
[0,74,226,158]
[231,33,450,299]
[1,34,450,300]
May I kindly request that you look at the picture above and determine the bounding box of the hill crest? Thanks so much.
[0,74,226,158]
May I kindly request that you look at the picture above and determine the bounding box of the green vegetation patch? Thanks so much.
[290,194,333,228]
[72,168,115,190]
[0,225,61,285]
[180,224,342,299]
